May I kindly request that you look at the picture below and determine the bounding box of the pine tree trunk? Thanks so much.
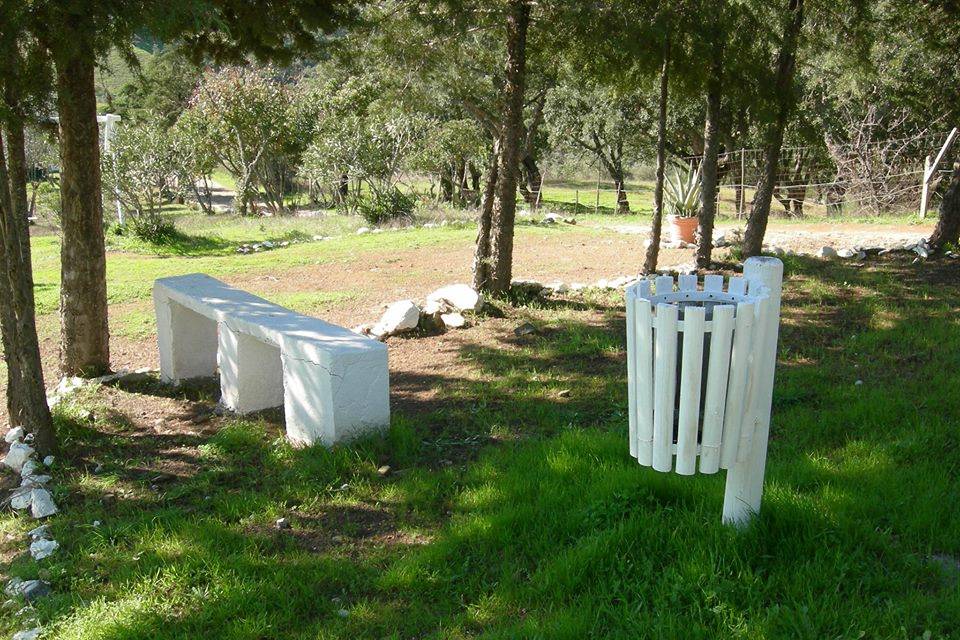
[0,142,23,424]
[56,48,110,377]
[743,0,805,257]
[928,165,960,252]
[1,125,55,453]
[488,0,530,294]
[696,50,723,270]
[473,140,500,292]
[643,35,670,275]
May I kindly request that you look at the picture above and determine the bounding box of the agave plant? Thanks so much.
[664,164,702,218]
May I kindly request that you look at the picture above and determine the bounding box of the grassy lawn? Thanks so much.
[1,252,958,638]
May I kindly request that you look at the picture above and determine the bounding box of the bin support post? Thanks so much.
[722,257,783,527]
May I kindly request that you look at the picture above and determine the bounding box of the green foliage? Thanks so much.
[101,118,181,240]
[357,186,416,225]
[179,66,300,215]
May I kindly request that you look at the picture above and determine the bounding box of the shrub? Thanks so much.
[358,187,415,225]
[101,119,181,240]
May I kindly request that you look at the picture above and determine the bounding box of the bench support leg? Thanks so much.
[218,323,284,414]
[155,297,218,383]
[281,350,390,447]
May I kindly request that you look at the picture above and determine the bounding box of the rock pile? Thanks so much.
[357,284,485,340]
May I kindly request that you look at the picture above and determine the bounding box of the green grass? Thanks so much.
[28,216,479,317]
[2,254,958,638]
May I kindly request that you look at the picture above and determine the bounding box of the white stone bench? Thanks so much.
[152,274,389,447]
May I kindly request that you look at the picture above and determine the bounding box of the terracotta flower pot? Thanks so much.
[668,214,699,245]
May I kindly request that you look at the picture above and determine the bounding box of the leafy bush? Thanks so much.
[101,119,181,240]
[358,187,415,225]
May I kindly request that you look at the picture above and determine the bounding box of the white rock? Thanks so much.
[913,243,930,259]
[570,282,587,291]
[42,456,54,467]
[12,628,40,640]
[356,227,370,235]
[440,312,466,329]
[20,459,38,478]
[9,487,32,511]
[609,275,638,289]
[837,248,857,259]
[29,488,58,519]
[426,284,483,312]
[20,475,51,487]
[543,281,569,294]
[29,538,58,561]
[3,442,35,473]
[371,300,421,337]
[818,246,838,259]
[422,299,450,316]
[27,525,49,540]
[4,427,24,443]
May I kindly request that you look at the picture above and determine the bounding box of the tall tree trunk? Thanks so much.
[614,174,630,214]
[928,165,960,253]
[488,0,530,294]
[696,45,723,270]
[643,35,670,275]
[473,140,500,291]
[743,0,805,257]
[55,48,110,376]
[0,125,55,453]
[0,142,23,425]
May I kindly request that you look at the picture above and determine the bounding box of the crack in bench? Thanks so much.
[152,274,389,446]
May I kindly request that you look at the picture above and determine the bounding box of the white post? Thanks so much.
[920,155,932,219]
[100,113,124,225]
[921,128,959,219]
[722,256,783,526]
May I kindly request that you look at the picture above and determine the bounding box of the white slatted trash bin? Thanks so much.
[625,257,784,526]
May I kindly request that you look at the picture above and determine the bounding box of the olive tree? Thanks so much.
[101,119,181,238]
[180,67,297,215]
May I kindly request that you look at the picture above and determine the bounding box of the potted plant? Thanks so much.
[664,165,701,244]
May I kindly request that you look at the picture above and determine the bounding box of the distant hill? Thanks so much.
[95,47,155,112]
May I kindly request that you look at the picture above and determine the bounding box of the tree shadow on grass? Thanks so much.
[16,254,960,637]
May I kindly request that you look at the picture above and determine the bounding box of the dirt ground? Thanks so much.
[2,219,934,429]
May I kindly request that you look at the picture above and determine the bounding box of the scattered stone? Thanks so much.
[30,488,58,519]
[9,487,32,511]
[275,517,291,530]
[855,379,863,386]
[20,459,38,479]
[818,246,838,259]
[29,538,58,561]
[41,456,53,468]
[377,465,392,477]
[27,525,49,540]
[4,427,24,443]
[541,213,560,224]
[5,578,23,597]
[514,322,538,336]
[93,463,104,474]
[713,228,743,248]
[371,300,421,337]
[562,216,577,225]
[337,609,350,618]
[19,580,50,603]
[3,443,35,473]
[427,284,483,312]
[12,627,41,640]
[609,275,638,289]
[557,389,571,398]
[570,282,587,292]
[20,475,51,488]
[356,227,370,235]
[913,242,930,259]
[510,279,545,296]
[543,281,569,294]
[440,312,466,329]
